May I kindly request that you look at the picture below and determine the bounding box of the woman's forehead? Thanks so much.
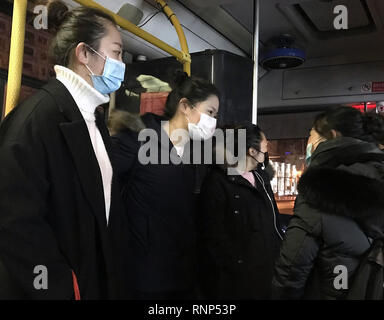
[101,24,122,46]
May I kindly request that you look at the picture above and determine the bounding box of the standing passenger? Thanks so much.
[197,124,283,299]
[272,107,384,299]
[110,71,220,299]
[0,1,128,299]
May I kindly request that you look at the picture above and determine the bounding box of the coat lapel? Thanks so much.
[59,121,107,226]
[225,169,273,204]
[227,173,255,189]
[42,80,107,227]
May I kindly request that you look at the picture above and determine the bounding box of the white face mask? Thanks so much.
[187,111,217,140]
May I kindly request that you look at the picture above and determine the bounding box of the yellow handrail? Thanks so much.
[73,0,191,72]
[4,0,27,117]
[3,0,191,117]
[155,0,190,75]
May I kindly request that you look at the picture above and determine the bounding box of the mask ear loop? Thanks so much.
[84,64,95,76]
[261,154,266,170]
[183,100,195,124]
[250,150,266,170]
[83,43,106,77]
[84,43,106,61]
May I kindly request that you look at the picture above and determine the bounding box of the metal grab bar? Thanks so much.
[4,0,27,117]
[4,0,190,117]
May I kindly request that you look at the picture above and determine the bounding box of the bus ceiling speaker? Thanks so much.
[117,2,144,26]
[260,34,306,69]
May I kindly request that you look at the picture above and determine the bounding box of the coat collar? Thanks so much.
[310,137,384,169]
[212,161,274,189]
[42,80,84,122]
[54,65,110,119]
[141,113,199,165]
[212,165,261,190]
[142,113,175,152]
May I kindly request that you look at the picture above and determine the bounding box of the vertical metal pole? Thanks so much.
[252,0,260,124]
[364,101,367,113]
[5,0,27,117]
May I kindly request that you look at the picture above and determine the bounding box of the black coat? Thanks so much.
[0,80,129,299]
[272,137,384,300]
[197,164,284,299]
[111,112,204,298]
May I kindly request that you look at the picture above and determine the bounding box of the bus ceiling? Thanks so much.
[4,0,384,117]
[5,0,193,116]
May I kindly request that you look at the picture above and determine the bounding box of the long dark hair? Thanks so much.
[217,123,264,161]
[46,0,116,67]
[164,70,220,120]
[313,107,384,145]
[243,123,264,152]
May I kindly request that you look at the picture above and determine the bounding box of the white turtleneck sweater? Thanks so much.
[55,65,112,224]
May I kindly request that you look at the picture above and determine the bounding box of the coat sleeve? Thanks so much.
[0,132,74,299]
[271,198,322,299]
[110,130,140,179]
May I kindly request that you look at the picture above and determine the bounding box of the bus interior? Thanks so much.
[1,0,384,216]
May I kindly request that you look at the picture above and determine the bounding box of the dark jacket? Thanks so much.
[0,80,129,299]
[198,163,284,299]
[111,112,204,299]
[272,137,384,300]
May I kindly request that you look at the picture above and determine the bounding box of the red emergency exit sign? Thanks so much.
[361,81,384,93]
[372,82,384,93]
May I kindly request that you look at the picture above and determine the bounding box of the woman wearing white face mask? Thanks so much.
[110,71,220,299]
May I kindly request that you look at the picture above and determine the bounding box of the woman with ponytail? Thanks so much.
[111,70,220,299]
[272,107,384,299]
[0,1,129,299]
